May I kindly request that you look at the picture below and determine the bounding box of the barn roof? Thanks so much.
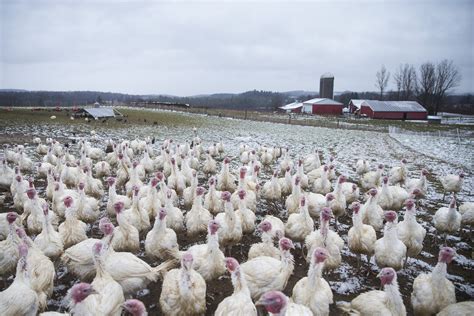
[303,98,343,106]
[84,107,116,118]
[279,102,303,110]
[349,99,365,109]
[362,100,427,113]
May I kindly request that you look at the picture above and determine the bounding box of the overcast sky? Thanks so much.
[1,0,472,96]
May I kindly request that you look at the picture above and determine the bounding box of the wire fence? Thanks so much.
[388,125,474,141]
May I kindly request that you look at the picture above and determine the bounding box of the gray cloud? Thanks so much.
[1,0,472,95]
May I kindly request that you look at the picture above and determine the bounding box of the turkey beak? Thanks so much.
[376,271,383,279]
[90,287,98,295]
[255,297,267,307]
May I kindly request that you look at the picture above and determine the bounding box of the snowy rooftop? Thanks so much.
[349,99,365,109]
[84,107,116,118]
[303,98,343,106]
[362,100,427,112]
[279,102,303,110]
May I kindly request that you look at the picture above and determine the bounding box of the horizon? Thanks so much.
[0,88,472,98]
[1,0,473,95]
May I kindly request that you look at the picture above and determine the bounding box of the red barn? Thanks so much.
[360,100,427,120]
[279,102,303,113]
[348,99,365,114]
[302,98,344,115]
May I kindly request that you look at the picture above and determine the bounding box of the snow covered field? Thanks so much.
[0,108,473,315]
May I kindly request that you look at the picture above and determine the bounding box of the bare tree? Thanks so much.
[393,68,402,100]
[393,64,417,100]
[375,65,390,100]
[403,64,417,100]
[432,59,461,114]
[417,62,436,112]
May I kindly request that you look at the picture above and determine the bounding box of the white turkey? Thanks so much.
[256,290,312,316]
[111,201,140,252]
[0,244,39,316]
[106,177,131,217]
[361,163,384,191]
[303,149,321,173]
[285,196,313,242]
[406,168,429,197]
[248,220,281,260]
[216,191,243,252]
[397,199,426,261]
[411,247,457,315]
[305,207,344,270]
[241,237,295,300]
[159,252,206,316]
[181,220,226,281]
[440,171,465,200]
[0,212,21,276]
[33,203,64,259]
[355,159,370,176]
[58,196,88,249]
[337,267,406,316]
[389,158,408,186]
[292,247,333,316]
[361,188,384,231]
[145,207,179,261]
[374,211,407,270]
[236,189,256,234]
[215,257,257,316]
[179,177,208,229]
[216,157,237,193]
[348,201,376,270]
[434,196,462,243]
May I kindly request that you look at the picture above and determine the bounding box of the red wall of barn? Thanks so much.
[312,104,343,115]
[360,105,374,117]
[406,112,428,120]
[373,112,403,119]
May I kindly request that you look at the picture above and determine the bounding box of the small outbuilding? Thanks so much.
[360,100,427,120]
[348,99,365,114]
[279,102,303,113]
[302,98,344,115]
[76,107,122,120]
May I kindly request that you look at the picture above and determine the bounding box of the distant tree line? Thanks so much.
[372,60,464,115]
[0,89,286,111]
[0,90,141,107]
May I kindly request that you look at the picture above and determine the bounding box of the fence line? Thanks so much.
[388,126,473,140]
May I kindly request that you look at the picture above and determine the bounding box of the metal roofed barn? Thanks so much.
[360,100,428,120]
[279,102,303,113]
[302,98,344,115]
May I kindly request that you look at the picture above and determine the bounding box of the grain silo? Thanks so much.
[319,73,334,99]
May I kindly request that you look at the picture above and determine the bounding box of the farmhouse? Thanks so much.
[279,102,303,113]
[302,98,344,115]
[359,100,427,120]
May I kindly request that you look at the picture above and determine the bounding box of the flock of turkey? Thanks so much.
[0,128,472,316]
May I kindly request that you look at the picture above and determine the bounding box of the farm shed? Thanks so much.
[348,99,365,114]
[360,100,428,120]
[76,107,122,120]
[302,98,344,115]
[279,102,303,113]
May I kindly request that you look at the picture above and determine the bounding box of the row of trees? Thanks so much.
[375,60,461,114]
[0,89,285,111]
